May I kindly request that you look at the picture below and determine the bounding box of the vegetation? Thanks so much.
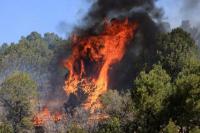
[157,28,197,79]
[0,28,199,132]
[0,72,38,132]
[0,123,13,133]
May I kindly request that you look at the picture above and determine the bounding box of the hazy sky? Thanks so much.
[157,0,182,27]
[0,0,196,44]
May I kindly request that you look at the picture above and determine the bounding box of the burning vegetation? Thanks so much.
[33,18,138,126]
[64,19,138,111]
[33,108,62,126]
[32,0,162,129]
[0,0,195,132]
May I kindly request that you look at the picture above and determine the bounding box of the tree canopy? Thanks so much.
[0,72,38,132]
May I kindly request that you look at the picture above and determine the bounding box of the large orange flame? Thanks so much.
[64,18,138,111]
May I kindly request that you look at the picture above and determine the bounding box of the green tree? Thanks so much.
[133,64,173,132]
[156,27,200,132]
[0,43,8,54]
[169,56,200,131]
[134,64,172,113]
[0,72,38,133]
[97,117,122,133]
[157,28,196,79]
[0,123,13,133]
[43,32,63,50]
[0,32,54,95]
[162,119,179,133]
[101,90,135,119]
[190,127,200,133]
[67,124,87,133]
[26,32,42,41]
[0,32,69,94]
[100,90,136,132]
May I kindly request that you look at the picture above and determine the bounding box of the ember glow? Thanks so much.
[64,19,138,111]
[52,112,62,122]
[33,108,62,126]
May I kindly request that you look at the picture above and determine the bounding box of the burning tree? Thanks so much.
[31,0,163,128]
[32,18,138,129]
[64,19,138,112]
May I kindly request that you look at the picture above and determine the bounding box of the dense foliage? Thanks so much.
[0,72,37,132]
[0,28,199,133]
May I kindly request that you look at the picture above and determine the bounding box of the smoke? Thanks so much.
[68,0,166,93]
[41,0,200,115]
[180,0,200,26]
[178,0,200,47]
[57,21,74,37]
[181,20,200,47]
[87,0,162,90]
[85,0,159,22]
[181,0,200,11]
[74,0,164,33]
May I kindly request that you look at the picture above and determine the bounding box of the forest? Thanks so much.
[0,21,199,133]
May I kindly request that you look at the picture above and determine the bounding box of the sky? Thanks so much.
[0,0,190,44]
[157,0,182,27]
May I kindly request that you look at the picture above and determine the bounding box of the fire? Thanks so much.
[32,18,138,126]
[33,108,62,126]
[52,112,62,122]
[33,108,50,126]
[64,18,138,111]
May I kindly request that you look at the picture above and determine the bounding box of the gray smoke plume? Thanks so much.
[180,0,200,26]
[179,0,200,46]
[181,0,200,11]
[181,20,200,47]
